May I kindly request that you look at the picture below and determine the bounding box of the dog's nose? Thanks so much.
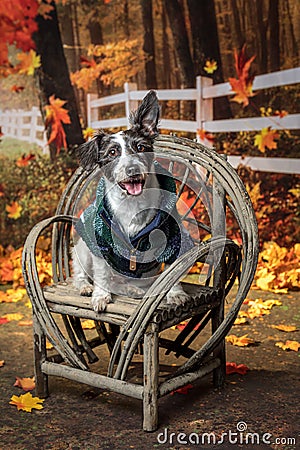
[126,165,141,177]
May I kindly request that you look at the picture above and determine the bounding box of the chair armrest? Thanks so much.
[22,215,86,370]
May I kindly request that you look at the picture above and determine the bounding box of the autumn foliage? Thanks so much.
[229,45,256,107]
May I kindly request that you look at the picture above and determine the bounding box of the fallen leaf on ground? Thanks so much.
[18,320,33,327]
[81,320,96,329]
[226,362,249,375]
[1,313,24,322]
[0,318,9,325]
[0,360,4,367]
[170,384,193,395]
[271,324,298,332]
[234,317,248,325]
[226,334,257,347]
[10,392,44,412]
[14,377,35,391]
[6,201,22,219]
[275,340,300,352]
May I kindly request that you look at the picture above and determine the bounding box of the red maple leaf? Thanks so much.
[16,153,36,167]
[226,362,249,375]
[44,96,71,152]
[80,56,97,68]
[228,45,256,107]
[170,384,193,395]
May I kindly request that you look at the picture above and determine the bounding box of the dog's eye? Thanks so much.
[108,148,118,157]
[137,144,145,152]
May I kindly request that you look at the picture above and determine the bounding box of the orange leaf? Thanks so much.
[16,49,41,75]
[10,85,25,93]
[14,377,35,392]
[16,153,35,167]
[226,362,249,375]
[229,45,256,107]
[271,324,298,332]
[1,313,24,322]
[6,201,22,219]
[254,128,279,153]
[0,360,5,367]
[9,392,44,412]
[226,334,257,347]
[197,128,214,143]
[44,95,71,152]
[275,340,300,352]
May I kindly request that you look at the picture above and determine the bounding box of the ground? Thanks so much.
[0,288,299,450]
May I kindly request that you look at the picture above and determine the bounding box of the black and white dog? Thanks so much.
[73,91,194,312]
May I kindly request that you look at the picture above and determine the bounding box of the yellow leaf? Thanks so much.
[226,334,257,347]
[10,392,44,412]
[275,340,300,352]
[83,127,95,141]
[46,341,54,350]
[81,320,96,329]
[6,201,22,219]
[14,377,35,392]
[234,317,248,325]
[17,50,41,76]
[254,127,279,153]
[204,59,217,74]
[271,324,298,332]
[2,313,24,322]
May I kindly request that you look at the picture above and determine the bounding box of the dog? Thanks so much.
[72,90,194,312]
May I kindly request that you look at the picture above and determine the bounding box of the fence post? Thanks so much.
[87,93,98,129]
[30,107,39,143]
[124,82,138,128]
[17,110,24,140]
[196,76,213,142]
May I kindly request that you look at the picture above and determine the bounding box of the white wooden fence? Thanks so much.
[0,107,48,149]
[87,67,300,174]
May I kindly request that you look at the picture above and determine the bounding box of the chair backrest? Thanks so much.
[51,135,258,299]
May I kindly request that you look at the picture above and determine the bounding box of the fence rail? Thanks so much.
[87,67,300,174]
[0,107,47,149]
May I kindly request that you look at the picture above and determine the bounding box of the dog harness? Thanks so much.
[75,162,194,278]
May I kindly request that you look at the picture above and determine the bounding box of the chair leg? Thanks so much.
[213,339,226,388]
[33,314,49,398]
[211,305,226,388]
[143,323,159,432]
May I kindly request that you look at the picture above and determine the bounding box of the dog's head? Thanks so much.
[77,91,160,196]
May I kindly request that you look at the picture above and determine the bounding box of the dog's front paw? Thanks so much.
[79,284,93,296]
[166,285,190,306]
[91,291,112,312]
[124,284,145,298]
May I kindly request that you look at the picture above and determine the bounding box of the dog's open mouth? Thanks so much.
[119,175,146,196]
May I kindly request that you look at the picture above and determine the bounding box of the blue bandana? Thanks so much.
[75,162,194,278]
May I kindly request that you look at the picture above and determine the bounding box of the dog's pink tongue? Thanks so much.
[124,182,143,196]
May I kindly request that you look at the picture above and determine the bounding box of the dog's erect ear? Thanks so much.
[76,131,106,169]
[129,90,160,137]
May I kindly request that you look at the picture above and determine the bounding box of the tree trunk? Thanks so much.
[33,2,84,160]
[269,0,280,71]
[255,0,268,72]
[163,0,195,88]
[187,0,231,119]
[230,0,245,50]
[140,0,157,89]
